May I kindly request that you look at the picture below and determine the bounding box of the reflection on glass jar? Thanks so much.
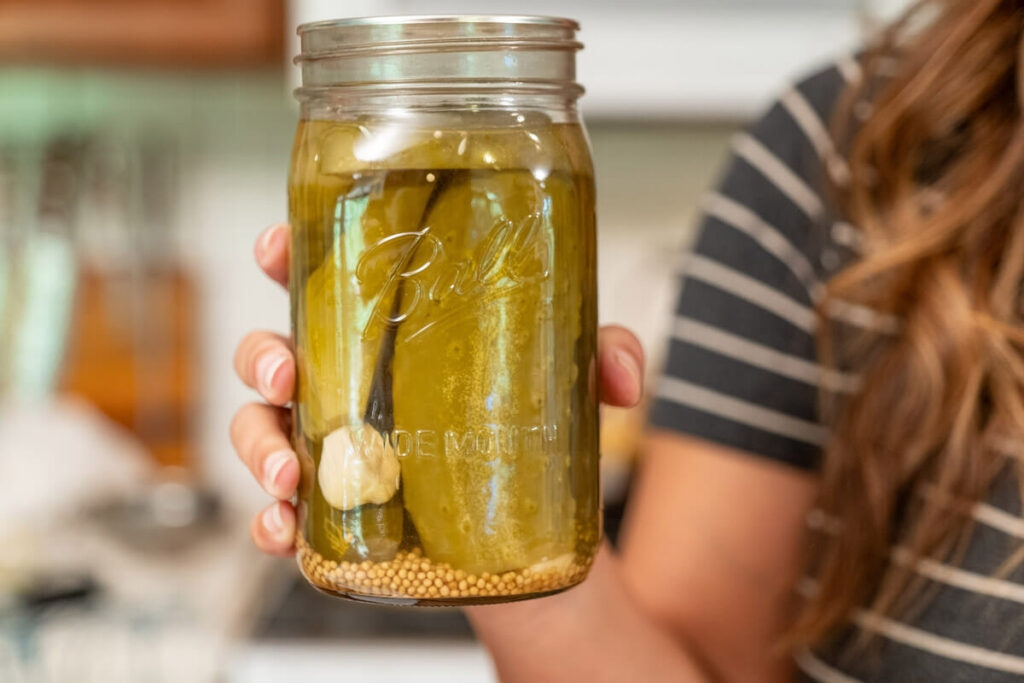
[289,16,598,605]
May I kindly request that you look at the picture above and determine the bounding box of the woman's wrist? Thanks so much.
[464,544,711,683]
[465,548,599,641]
[464,544,613,681]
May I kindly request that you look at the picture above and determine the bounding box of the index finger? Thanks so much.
[255,223,290,288]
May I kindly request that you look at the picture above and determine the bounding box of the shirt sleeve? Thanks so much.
[647,64,852,471]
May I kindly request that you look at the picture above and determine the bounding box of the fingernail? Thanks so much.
[263,505,286,537]
[256,224,283,262]
[256,352,289,395]
[263,450,294,495]
[615,348,641,387]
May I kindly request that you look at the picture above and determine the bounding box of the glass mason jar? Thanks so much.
[289,15,598,605]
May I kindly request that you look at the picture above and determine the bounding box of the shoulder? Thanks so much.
[737,57,856,216]
[750,56,858,167]
[707,58,859,298]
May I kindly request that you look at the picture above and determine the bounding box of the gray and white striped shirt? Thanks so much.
[649,58,1024,682]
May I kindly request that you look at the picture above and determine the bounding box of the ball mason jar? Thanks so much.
[289,15,598,605]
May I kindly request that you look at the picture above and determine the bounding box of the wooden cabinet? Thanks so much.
[0,0,284,66]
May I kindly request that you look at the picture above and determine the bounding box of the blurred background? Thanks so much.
[0,0,909,681]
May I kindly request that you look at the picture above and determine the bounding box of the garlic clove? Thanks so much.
[318,424,401,510]
[526,553,574,576]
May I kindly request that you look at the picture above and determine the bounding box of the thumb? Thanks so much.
[597,325,645,407]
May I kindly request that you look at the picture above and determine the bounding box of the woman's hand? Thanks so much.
[230,222,647,557]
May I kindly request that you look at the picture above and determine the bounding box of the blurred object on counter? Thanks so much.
[0,0,284,67]
[0,599,223,683]
[87,480,222,554]
[9,571,99,612]
[601,400,648,546]
[59,133,199,475]
[0,398,149,601]
[62,267,196,471]
[602,404,648,478]
[0,394,270,683]
[0,398,149,525]
[0,140,78,400]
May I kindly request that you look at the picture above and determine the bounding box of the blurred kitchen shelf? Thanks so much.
[289,1,861,120]
[0,0,284,67]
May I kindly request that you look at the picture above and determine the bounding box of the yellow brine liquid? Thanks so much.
[289,116,599,604]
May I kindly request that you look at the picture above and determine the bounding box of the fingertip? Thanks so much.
[273,356,296,404]
[251,501,297,556]
[600,345,644,407]
[255,223,291,287]
[614,348,642,393]
[597,326,645,407]
[262,449,300,500]
[255,223,285,261]
[254,348,295,406]
[600,325,644,363]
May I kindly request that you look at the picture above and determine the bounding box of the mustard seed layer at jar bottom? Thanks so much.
[296,534,593,604]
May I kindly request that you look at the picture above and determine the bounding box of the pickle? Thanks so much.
[388,171,581,574]
[296,177,435,440]
[314,498,405,563]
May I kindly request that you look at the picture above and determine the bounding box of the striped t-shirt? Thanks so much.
[649,57,1024,682]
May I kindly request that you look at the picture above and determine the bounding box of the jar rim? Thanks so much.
[297,14,580,35]
[295,14,582,97]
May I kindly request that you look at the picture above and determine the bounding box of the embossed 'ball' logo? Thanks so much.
[356,212,552,341]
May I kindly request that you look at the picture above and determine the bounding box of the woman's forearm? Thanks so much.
[465,545,712,683]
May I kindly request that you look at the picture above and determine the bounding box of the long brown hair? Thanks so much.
[793,0,1024,646]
